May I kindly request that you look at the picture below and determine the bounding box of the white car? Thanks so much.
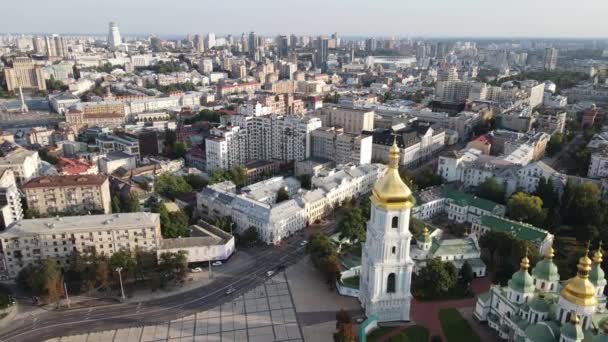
[212,261,223,266]
[266,270,275,277]
[299,240,308,246]
[225,287,236,295]
[190,267,203,273]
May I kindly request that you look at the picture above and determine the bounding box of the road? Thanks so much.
[0,223,332,342]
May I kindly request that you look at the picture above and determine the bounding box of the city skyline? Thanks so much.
[3,0,608,38]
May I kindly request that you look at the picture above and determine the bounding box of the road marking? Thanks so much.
[0,246,310,341]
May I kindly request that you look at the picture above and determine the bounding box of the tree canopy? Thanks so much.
[155,173,193,200]
[477,177,506,203]
[507,192,546,227]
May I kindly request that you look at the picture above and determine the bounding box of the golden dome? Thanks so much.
[422,226,429,235]
[520,255,530,270]
[371,139,415,210]
[560,245,598,307]
[593,242,603,264]
[544,245,555,259]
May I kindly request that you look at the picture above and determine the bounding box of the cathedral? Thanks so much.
[359,140,416,322]
[475,243,608,341]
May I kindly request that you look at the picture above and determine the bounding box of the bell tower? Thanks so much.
[359,139,416,322]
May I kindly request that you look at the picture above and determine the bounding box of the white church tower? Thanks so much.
[359,140,416,322]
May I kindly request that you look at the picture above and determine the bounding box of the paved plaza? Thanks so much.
[46,274,303,342]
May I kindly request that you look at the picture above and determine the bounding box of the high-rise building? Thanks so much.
[315,37,329,70]
[53,34,68,58]
[3,57,47,92]
[359,142,415,322]
[32,36,44,54]
[543,48,558,71]
[365,38,377,52]
[248,32,258,58]
[194,34,204,53]
[44,36,55,57]
[289,34,298,49]
[277,35,289,58]
[108,22,123,51]
[206,32,216,50]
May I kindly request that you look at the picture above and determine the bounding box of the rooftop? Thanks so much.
[26,167,102,185]
[2,212,159,236]
[480,215,550,243]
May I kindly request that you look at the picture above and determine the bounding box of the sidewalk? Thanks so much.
[378,277,491,341]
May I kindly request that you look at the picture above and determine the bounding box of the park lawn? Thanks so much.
[367,325,429,342]
[438,308,481,342]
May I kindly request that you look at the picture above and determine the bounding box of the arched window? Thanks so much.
[391,217,399,228]
[387,273,396,293]
[391,246,396,254]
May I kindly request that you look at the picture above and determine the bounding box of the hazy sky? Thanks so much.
[3,0,608,38]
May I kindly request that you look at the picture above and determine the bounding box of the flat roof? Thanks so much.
[1,212,159,237]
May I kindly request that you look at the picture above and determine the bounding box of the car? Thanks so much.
[266,270,275,277]
[299,240,308,246]
[212,261,223,266]
[355,317,365,323]
[225,287,236,295]
[277,264,286,271]
[190,267,203,273]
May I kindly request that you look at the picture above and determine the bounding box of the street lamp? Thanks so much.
[115,267,125,301]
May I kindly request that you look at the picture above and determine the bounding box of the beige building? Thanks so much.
[0,212,161,278]
[22,175,112,215]
[3,57,46,92]
[318,106,375,133]
[0,144,41,185]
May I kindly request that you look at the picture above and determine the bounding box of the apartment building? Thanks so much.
[3,57,46,91]
[317,105,375,133]
[216,81,260,98]
[205,126,248,171]
[0,143,41,186]
[0,212,161,278]
[96,133,141,160]
[23,175,111,215]
[311,127,373,165]
[0,170,23,230]
[212,114,322,170]
[371,124,445,167]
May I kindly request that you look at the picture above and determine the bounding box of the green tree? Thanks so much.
[158,251,188,284]
[308,233,338,273]
[276,188,289,203]
[546,133,564,156]
[154,173,193,200]
[159,203,189,238]
[184,174,208,190]
[214,216,234,233]
[173,141,187,159]
[230,167,247,188]
[399,169,417,191]
[477,177,505,203]
[338,208,366,243]
[209,169,230,184]
[239,226,260,245]
[415,167,442,189]
[110,250,136,272]
[458,261,474,286]
[111,196,121,214]
[122,192,141,213]
[507,192,546,227]
[415,258,457,298]
[298,174,312,190]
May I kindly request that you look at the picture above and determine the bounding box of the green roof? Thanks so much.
[429,237,480,257]
[529,297,550,313]
[525,322,557,342]
[478,292,491,303]
[443,186,501,212]
[532,259,560,282]
[590,264,607,287]
[480,215,549,243]
[340,276,360,289]
[561,321,584,340]
[509,269,535,293]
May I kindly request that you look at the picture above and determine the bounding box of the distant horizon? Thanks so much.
[3,0,608,39]
[3,32,608,42]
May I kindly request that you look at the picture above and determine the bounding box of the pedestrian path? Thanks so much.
[45,273,303,342]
